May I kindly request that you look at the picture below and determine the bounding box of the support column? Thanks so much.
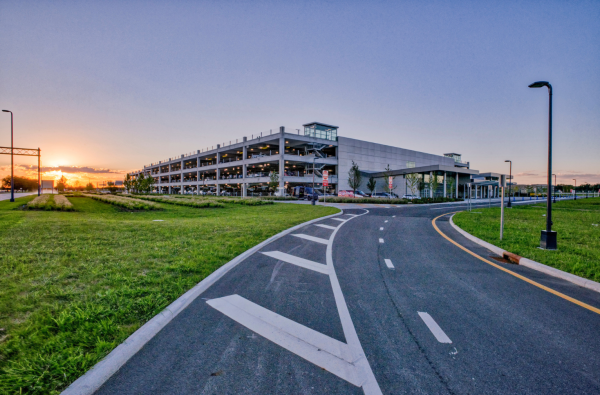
[429,171,433,198]
[279,127,285,195]
[180,158,184,194]
[456,173,459,198]
[443,171,447,198]
[216,144,221,195]
[243,137,247,197]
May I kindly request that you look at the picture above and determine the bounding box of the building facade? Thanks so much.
[131,122,496,198]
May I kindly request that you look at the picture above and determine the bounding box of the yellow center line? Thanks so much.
[432,212,600,315]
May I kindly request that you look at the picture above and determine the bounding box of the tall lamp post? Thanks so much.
[529,81,556,249]
[505,160,512,207]
[573,178,576,200]
[552,174,557,203]
[2,110,14,202]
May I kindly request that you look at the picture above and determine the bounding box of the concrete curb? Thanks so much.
[449,214,600,294]
[62,210,343,395]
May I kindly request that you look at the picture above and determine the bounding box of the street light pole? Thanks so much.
[573,178,576,200]
[505,160,512,207]
[529,81,556,249]
[2,110,14,202]
[552,174,556,203]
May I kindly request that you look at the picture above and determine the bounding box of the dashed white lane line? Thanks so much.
[384,220,388,223]
[392,215,396,218]
[207,295,363,386]
[379,238,384,243]
[315,224,338,230]
[379,227,384,231]
[418,312,452,343]
[332,218,347,222]
[384,259,394,269]
[261,251,329,275]
[292,234,330,245]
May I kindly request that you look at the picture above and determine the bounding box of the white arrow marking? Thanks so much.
[261,251,329,275]
[207,295,363,386]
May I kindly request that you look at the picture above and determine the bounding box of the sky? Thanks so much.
[1,0,599,186]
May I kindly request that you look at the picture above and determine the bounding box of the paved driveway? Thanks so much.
[92,202,600,394]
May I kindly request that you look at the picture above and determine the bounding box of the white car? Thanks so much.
[402,194,417,200]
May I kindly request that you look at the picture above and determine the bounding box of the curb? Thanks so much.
[62,210,343,395]
[449,214,600,294]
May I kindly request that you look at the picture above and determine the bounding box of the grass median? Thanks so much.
[453,197,600,282]
[0,196,338,394]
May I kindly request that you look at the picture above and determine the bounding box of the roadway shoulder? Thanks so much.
[448,214,600,294]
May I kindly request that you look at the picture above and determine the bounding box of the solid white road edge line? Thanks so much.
[418,312,452,343]
[207,295,363,386]
[261,251,329,275]
[325,210,383,395]
[61,211,344,395]
[384,259,394,270]
[332,218,347,222]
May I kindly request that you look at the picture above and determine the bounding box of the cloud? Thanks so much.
[41,165,123,174]
[517,172,539,177]
[0,164,123,174]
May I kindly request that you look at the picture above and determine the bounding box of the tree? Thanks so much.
[143,175,155,194]
[124,173,134,193]
[85,182,94,192]
[1,176,38,191]
[427,172,440,198]
[405,173,420,197]
[57,175,68,192]
[107,181,117,194]
[446,176,455,198]
[134,173,145,194]
[268,171,279,194]
[382,164,397,195]
[366,176,377,196]
[347,161,362,197]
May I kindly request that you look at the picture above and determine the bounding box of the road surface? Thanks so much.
[0,192,37,201]
[93,201,600,394]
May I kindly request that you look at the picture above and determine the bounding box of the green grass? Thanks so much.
[453,197,600,282]
[0,195,338,394]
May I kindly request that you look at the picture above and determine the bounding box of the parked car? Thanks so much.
[402,194,417,200]
[371,192,394,198]
[338,190,369,198]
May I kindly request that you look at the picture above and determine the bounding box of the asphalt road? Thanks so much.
[95,201,600,394]
[0,191,37,201]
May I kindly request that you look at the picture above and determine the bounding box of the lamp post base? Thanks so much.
[540,230,557,250]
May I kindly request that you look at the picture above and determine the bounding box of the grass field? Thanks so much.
[453,197,600,282]
[0,196,338,394]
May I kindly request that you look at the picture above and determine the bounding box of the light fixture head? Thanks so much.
[505,160,511,163]
[2,110,10,112]
[528,81,549,88]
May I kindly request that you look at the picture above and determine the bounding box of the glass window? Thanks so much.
[406,161,415,168]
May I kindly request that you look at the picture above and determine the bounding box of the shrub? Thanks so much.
[318,196,461,204]
[85,194,160,210]
[26,194,52,210]
[53,195,74,211]
[26,194,74,211]
[135,195,224,209]
[260,196,299,201]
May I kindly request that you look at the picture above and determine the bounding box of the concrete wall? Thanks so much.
[337,137,455,190]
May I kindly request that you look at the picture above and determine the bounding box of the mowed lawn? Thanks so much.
[453,197,600,282]
[0,196,338,394]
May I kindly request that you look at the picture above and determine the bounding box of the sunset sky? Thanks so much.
[1,1,599,186]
